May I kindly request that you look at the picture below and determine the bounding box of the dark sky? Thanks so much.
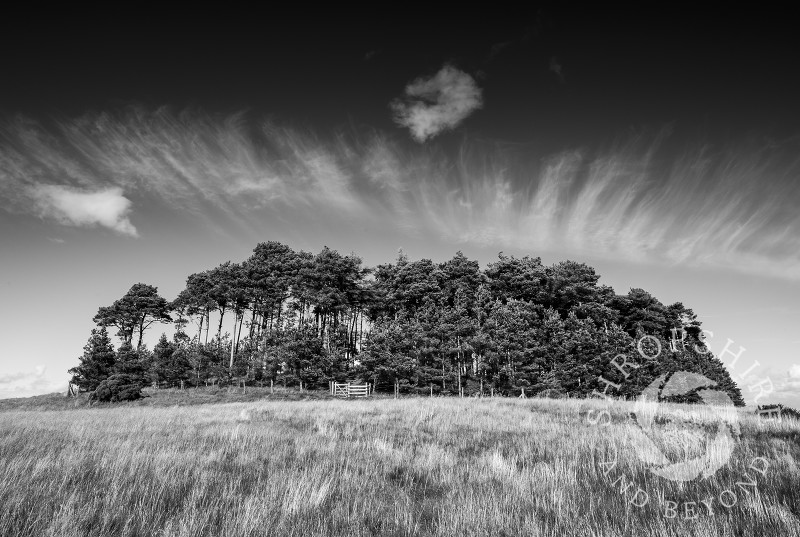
[4,9,799,148]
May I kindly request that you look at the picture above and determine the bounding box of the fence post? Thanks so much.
[430,384,433,397]
[270,379,274,394]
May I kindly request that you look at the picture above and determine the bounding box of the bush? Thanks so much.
[90,374,146,402]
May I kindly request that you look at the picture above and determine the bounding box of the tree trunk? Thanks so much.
[217,308,226,341]
[249,309,257,339]
[137,317,145,348]
[229,313,237,369]
[358,311,363,351]
[236,311,245,351]
[457,335,462,396]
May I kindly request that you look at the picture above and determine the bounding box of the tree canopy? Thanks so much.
[93,283,172,348]
[71,241,745,406]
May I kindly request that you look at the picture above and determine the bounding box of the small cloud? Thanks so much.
[47,237,65,244]
[549,56,565,83]
[364,49,381,61]
[759,365,800,404]
[0,366,45,384]
[786,365,800,390]
[32,185,138,237]
[390,64,483,142]
[0,366,65,399]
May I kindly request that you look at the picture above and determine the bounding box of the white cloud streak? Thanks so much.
[1,109,799,279]
[32,185,137,236]
[391,65,483,142]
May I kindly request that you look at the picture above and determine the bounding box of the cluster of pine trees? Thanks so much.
[69,241,744,405]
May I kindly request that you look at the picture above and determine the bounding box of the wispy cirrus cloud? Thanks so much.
[390,64,483,142]
[1,108,799,279]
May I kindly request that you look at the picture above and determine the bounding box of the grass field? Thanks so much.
[1,390,798,536]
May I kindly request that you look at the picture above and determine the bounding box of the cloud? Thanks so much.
[748,365,800,408]
[0,366,65,399]
[786,365,800,392]
[391,65,482,142]
[776,364,800,404]
[31,185,137,236]
[1,109,799,279]
[748,364,800,406]
[549,56,565,83]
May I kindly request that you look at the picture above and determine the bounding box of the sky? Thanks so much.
[1,10,798,406]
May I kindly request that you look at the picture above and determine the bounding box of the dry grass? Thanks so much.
[0,394,798,536]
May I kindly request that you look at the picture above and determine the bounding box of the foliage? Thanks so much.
[89,344,150,402]
[89,374,146,402]
[93,283,172,347]
[72,242,745,405]
[68,327,116,392]
[150,334,192,387]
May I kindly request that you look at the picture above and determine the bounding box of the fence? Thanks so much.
[755,405,800,421]
[330,382,372,398]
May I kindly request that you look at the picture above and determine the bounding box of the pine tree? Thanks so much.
[152,333,177,386]
[90,343,149,402]
[74,240,747,405]
[68,327,116,392]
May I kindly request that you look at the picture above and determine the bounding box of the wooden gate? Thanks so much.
[330,382,371,398]
[333,382,349,397]
[347,384,369,397]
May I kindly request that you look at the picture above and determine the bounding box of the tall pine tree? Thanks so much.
[68,327,116,392]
